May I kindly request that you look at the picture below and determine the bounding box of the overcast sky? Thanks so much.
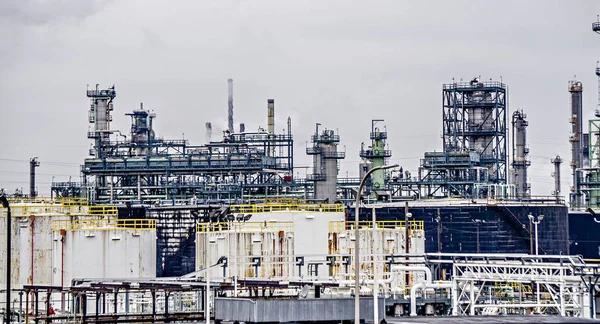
[1,0,600,199]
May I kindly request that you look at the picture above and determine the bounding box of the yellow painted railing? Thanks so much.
[231,203,345,213]
[7,197,88,206]
[52,219,156,232]
[197,221,294,233]
[328,220,424,233]
[0,204,116,217]
[88,205,118,216]
[264,198,301,204]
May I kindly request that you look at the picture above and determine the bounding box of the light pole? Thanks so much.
[527,213,544,255]
[0,195,10,324]
[528,212,544,313]
[435,209,441,253]
[404,202,412,287]
[472,219,484,253]
[354,164,398,324]
[205,220,211,324]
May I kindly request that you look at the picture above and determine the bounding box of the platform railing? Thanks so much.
[231,203,345,213]
[196,221,294,233]
[51,218,156,231]
[328,220,424,232]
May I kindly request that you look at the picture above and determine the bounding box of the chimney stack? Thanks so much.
[228,79,234,134]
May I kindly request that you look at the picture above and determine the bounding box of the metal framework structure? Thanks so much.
[574,120,600,208]
[442,79,507,185]
[55,85,297,204]
[348,78,509,200]
[450,255,590,317]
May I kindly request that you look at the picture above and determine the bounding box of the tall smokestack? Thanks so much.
[569,80,583,207]
[228,79,234,134]
[205,122,212,143]
[267,99,275,134]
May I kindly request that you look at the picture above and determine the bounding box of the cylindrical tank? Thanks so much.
[95,99,108,132]
[359,160,374,180]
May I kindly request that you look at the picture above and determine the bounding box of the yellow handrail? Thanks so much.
[197,221,294,233]
[88,205,118,216]
[231,203,345,213]
[52,219,156,231]
[6,197,88,206]
[328,220,424,232]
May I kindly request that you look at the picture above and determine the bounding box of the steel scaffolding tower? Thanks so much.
[442,78,507,184]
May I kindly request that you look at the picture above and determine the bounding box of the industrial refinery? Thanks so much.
[4,8,600,324]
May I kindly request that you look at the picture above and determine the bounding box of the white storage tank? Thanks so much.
[51,218,156,286]
[0,199,109,306]
[196,203,345,280]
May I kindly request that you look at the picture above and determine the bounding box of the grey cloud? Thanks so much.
[0,0,111,26]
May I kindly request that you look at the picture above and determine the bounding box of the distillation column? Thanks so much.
[442,78,507,184]
[569,80,583,207]
[29,157,40,198]
[359,120,392,193]
[87,85,116,159]
[267,99,275,156]
[306,124,345,202]
[551,155,563,202]
[511,110,530,197]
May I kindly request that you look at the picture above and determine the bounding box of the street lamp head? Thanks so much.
[0,195,8,208]
[406,212,413,218]
[381,164,400,171]
[527,213,534,221]
[538,215,544,222]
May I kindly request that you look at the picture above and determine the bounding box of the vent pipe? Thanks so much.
[228,79,234,134]
[205,122,212,143]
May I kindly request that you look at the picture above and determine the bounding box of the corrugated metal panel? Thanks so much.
[215,297,384,322]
